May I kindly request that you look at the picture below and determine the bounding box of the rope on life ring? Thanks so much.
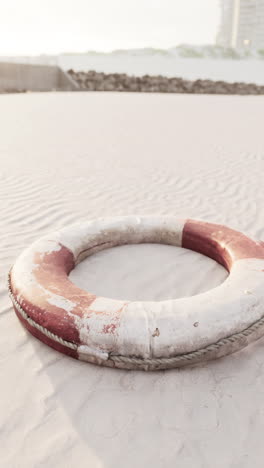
[8,271,264,370]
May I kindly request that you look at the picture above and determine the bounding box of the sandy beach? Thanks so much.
[1,92,264,467]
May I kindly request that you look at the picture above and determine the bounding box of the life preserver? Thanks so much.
[9,216,264,370]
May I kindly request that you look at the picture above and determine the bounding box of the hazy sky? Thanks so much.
[0,0,220,55]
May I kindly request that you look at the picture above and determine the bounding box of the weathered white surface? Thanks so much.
[1,92,264,467]
[45,215,185,261]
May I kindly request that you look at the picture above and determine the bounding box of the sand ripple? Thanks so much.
[1,92,264,468]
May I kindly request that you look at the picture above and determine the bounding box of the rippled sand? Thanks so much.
[1,92,264,467]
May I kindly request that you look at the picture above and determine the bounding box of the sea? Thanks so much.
[1,50,264,84]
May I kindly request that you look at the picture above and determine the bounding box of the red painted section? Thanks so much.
[14,305,79,359]
[10,245,95,344]
[102,323,118,334]
[12,292,81,344]
[182,220,264,271]
[11,243,123,347]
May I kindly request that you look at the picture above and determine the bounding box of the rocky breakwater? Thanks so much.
[68,69,264,95]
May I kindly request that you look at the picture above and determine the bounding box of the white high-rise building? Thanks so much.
[217,0,264,51]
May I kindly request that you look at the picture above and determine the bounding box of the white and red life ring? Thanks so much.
[9,216,264,370]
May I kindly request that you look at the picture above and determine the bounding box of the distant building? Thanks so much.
[217,0,264,51]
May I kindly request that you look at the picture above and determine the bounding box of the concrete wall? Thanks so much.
[0,62,79,92]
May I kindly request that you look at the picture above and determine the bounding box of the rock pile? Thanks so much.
[68,69,264,95]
